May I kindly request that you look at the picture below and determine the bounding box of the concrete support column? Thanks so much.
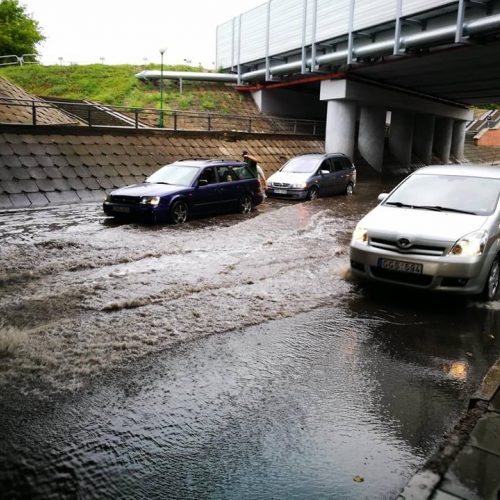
[389,110,414,170]
[433,117,454,163]
[324,100,357,157]
[451,120,467,160]
[413,114,435,164]
[358,105,386,172]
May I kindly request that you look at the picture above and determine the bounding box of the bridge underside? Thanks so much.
[249,37,500,174]
[218,0,500,173]
[349,39,500,106]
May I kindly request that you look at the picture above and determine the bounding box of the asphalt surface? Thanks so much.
[1,182,500,499]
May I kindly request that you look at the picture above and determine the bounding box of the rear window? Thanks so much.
[217,166,237,183]
[231,165,254,180]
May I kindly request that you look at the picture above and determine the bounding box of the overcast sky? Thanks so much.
[21,0,261,68]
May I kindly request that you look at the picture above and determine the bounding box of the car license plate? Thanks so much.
[378,258,422,274]
[113,206,130,214]
[274,189,287,194]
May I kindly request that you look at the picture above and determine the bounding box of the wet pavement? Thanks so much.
[1,181,500,499]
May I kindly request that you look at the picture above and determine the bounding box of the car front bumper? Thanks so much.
[266,187,309,200]
[350,243,489,295]
[103,202,163,219]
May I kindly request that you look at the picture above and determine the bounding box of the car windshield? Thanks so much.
[146,164,200,187]
[280,157,319,173]
[384,174,500,216]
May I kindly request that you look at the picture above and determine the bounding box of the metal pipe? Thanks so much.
[464,13,500,35]
[136,13,500,86]
[401,25,458,48]
[315,49,348,66]
[354,40,394,58]
[242,68,267,80]
[269,60,304,75]
[135,70,238,82]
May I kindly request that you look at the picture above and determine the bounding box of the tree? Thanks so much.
[0,0,44,57]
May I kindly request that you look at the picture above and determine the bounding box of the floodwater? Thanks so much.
[1,182,500,499]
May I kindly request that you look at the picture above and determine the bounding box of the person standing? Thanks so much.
[256,163,267,192]
[242,150,258,178]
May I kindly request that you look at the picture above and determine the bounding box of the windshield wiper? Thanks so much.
[413,205,478,215]
[385,201,414,208]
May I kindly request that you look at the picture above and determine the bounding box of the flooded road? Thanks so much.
[1,181,500,499]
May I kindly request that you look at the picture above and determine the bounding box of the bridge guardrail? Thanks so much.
[0,96,325,136]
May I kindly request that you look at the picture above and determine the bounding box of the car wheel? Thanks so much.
[169,200,188,224]
[482,258,500,301]
[345,183,354,196]
[307,186,319,201]
[239,194,253,214]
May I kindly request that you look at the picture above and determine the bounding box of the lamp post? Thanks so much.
[159,48,166,128]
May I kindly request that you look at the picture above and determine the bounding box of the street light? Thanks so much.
[159,48,166,128]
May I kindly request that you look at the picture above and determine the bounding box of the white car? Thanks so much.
[350,165,500,300]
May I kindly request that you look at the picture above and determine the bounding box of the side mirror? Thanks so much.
[320,170,329,175]
[378,193,389,202]
[198,179,208,186]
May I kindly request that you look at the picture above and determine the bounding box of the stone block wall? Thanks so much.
[0,126,324,210]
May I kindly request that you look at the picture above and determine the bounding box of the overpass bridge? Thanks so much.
[215,0,500,173]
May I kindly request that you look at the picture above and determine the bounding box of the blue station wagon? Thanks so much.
[103,159,264,224]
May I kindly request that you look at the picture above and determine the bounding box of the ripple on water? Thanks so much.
[2,302,488,500]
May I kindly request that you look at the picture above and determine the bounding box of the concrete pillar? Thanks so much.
[413,114,435,164]
[324,100,357,158]
[451,120,467,160]
[433,117,454,163]
[389,110,414,169]
[358,105,386,172]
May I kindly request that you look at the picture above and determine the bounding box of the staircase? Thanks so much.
[466,109,500,136]
[43,96,148,128]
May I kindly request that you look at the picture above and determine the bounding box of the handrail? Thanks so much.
[0,96,325,135]
[0,54,39,67]
[467,110,500,136]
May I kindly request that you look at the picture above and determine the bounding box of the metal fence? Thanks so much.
[0,96,325,136]
[0,54,38,67]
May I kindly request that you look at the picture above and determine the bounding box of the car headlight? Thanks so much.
[291,182,307,189]
[352,226,368,245]
[104,193,111,202]
[140,196,160,206]
[449,230,488,257]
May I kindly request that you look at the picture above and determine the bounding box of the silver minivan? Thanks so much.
[266,153,356,200]
[350,165,500,300]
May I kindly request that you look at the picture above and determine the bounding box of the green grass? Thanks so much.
[0,63,233,113]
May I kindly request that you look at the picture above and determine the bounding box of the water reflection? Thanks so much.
[2,179,499,499]
[2,296,499,500]
[444,361,469,381]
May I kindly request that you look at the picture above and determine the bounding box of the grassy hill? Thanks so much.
[0,64,245,113]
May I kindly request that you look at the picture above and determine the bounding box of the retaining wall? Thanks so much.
[0,125,324,210]
[475,127,500,147]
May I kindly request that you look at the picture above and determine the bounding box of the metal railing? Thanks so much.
[0,54,38,67]
[466,110,500,136]
[0,96,325,136]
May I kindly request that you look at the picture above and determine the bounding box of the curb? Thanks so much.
[398,358,500,500]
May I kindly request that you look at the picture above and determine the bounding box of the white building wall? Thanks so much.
[216,0,459,69]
